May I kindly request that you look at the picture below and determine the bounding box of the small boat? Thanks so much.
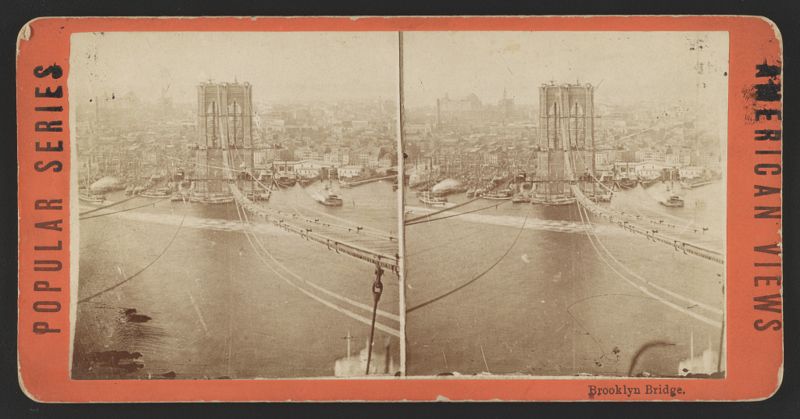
[190,193,234,204]
[275,176,296,188]
[616,178,637,190]
[530,194,575,206]
[205,195,234,204]
[660,195,685,208]
[511,194,530,204]
[298,177,314,187]
[465,188,476,198]
[140,187,172,198]
[418,191,448,207]
[545,196,576,206]
[246,190,271,201]
[79,191,106,204]
[682,179,715,189]
[589,192,613,203]
[482,188,513,200]
[639,178,660,188]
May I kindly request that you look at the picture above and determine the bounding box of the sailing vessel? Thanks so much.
[79,156,106,204]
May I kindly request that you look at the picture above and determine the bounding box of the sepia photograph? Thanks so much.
[70,32,402,379]
[401,31,728,377]
[14,14,786,402]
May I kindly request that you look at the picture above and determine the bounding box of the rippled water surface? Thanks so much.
[73,181,399,379]
[405,181,725,377]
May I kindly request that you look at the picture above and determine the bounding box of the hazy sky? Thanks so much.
[403,31,728,111]
[70,32,398,105]
[70,31,727,128]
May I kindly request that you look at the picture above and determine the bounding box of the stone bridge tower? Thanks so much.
[536,83,595,196]
[194,81,255,197]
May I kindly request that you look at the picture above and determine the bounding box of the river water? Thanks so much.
[405,180,725,377]
[73,177,725,379]
[72,180,400,379]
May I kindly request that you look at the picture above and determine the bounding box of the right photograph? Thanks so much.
[402,31,728,377]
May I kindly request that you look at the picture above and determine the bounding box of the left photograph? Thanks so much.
[70,32,402,379]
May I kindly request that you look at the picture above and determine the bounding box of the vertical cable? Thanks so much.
[396,30,408,377]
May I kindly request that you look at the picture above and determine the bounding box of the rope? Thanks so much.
[78,213,186,304]
[365,263,384,375]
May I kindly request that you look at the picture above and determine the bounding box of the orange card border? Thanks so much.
[16,15,783,402]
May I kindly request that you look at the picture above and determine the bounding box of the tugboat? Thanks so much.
[317,187,344,207]
[660,195,685,208]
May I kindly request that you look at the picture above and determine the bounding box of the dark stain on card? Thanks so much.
[123,308,152,323]
[87,350,145,373]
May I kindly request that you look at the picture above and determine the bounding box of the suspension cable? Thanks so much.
[79,197,170,220]
[78,213,186,304]
[407,212,529,313]
[79,194,141,216]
